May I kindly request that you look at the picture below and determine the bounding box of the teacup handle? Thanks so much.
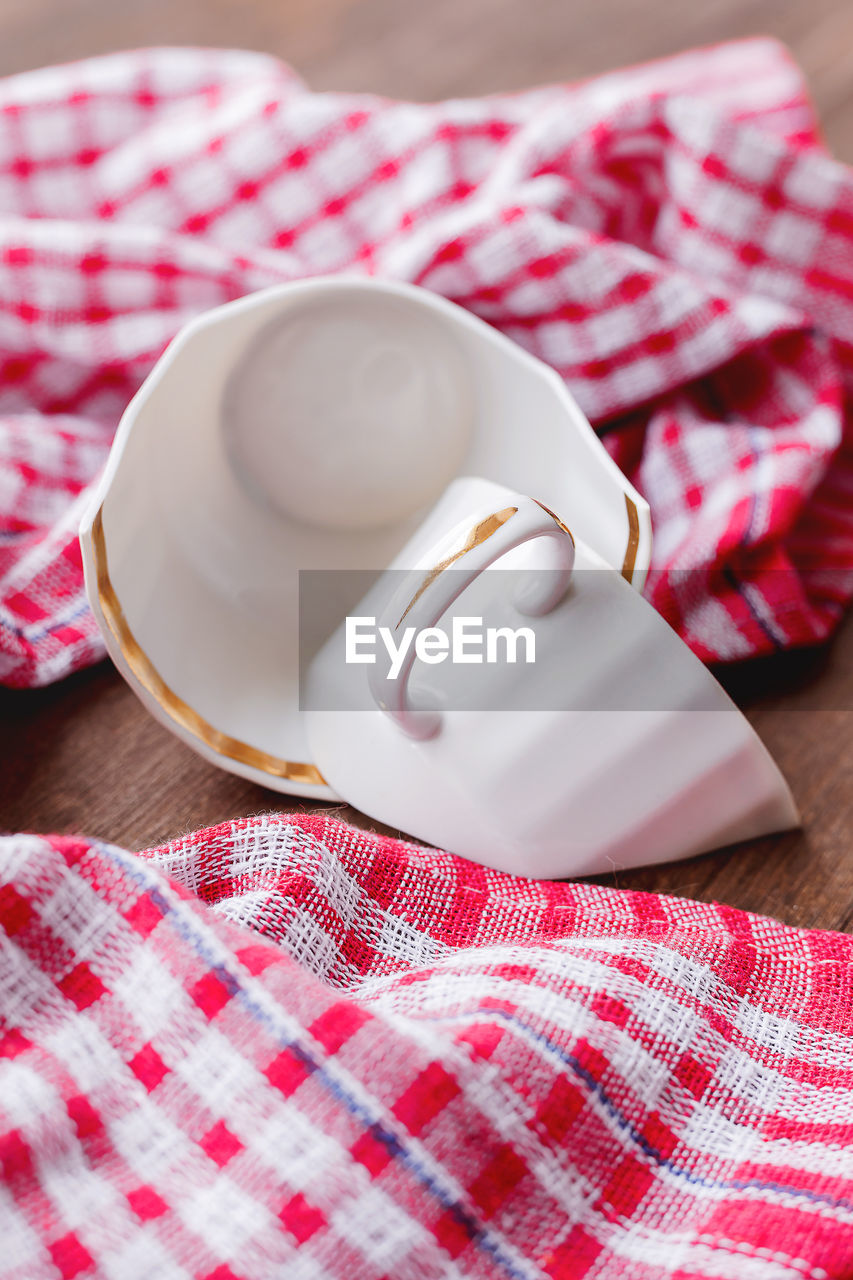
[368,496,575,740]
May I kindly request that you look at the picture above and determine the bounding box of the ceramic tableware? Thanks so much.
[305,478,798,877]
[79,277,650,797]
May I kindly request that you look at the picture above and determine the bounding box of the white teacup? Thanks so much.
[79,277,650,800]
[305,477,798,879]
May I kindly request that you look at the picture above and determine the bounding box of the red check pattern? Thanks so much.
[2,813,853,1278]
[2,38,853,684]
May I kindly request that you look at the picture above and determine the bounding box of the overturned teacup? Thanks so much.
[305,478,798,879]
[79,277,650,798]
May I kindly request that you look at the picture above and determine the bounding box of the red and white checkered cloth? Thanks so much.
[3,813,853,1279]
[2,37,853,685]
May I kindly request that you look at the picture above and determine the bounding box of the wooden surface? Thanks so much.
[2,0,853,932]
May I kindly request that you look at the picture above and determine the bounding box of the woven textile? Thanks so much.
[3,38,853,685]
[2,812,853,1278]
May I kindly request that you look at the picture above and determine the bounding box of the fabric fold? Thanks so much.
[2,813,853,1277]
[3,39,853,683]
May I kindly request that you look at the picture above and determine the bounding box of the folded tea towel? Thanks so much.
[2,813,853,1279]
[2,37,853,686]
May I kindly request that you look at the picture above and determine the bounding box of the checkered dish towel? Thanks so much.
[3,37,853,685]
[3,814,853,1279]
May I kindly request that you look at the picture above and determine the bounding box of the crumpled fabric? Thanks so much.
[2,813,852,1278]
[2,38,853,686]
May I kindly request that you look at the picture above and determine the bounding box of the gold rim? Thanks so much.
[90,507,327,787]
[396,505,519,629]
[532,498,576,544]
[622,494,640,584]
[90,486,641,782]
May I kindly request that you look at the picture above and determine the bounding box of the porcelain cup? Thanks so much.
[305,478,798,878]
[79,277,651,800]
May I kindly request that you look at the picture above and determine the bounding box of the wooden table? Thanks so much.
[2,0,853,933]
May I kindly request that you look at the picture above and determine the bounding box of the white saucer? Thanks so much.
[79,277,651,799]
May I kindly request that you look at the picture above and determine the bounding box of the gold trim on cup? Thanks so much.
[90,507,327,786]
[396,505,519,630]
[622,494,640,584]
[532,498,576,545]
